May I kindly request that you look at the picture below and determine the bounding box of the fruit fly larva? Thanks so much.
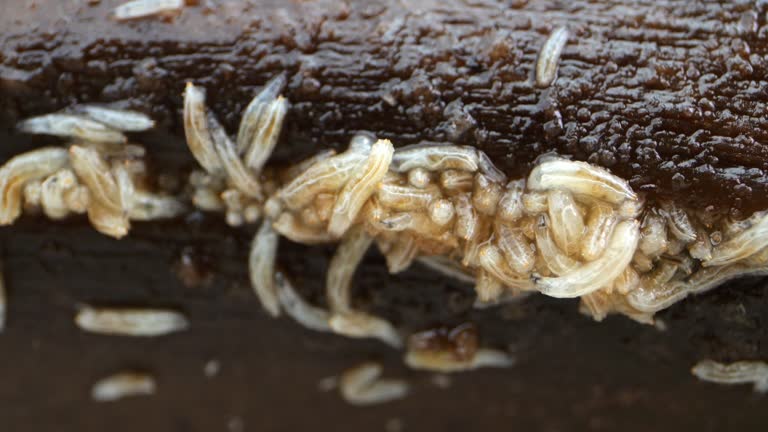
[691,360,768,393]
[664,203,698,243]
[528,158,638,205]
[326,226,374,314]
[534,215,580,276]
[472,174,503,216]
[17,114,127,144]
[705,210,768,267]
[329,311,403,349]
[240,89,288,172]
[496,224,535,274]
[113,0,184,21]
[275,270,331,333]
[75,305,189,337]
[521,191,548,214]
[535,26,569,88]
[546,189,584,256]
[208,113,263,200]
[407,167,431,189]
[40,169,79,220]
[328,139,394,238]
[183,84,225,175]
[477,244,533,291]
[338,362,409,406]
[277,147,367,211]
[377,183,438,212]
[390,144,481,174]
[580,203,617,261]
[69,105,156,132]
[91,371,157,402]
[249,222,281,318]
[0,148,70,224]
[381,235,420,273]
[535,220,640,298]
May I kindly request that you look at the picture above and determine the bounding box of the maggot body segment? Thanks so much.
[338,362,409,406]
[4,74,768,380]
[536,26,569,88]
[75,305,190,337]
[113,0,185,21]
[691,360,768,393]
[91,371,157,402]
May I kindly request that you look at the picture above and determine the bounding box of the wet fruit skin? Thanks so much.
[2,0,768,216]
[0,4,768,430]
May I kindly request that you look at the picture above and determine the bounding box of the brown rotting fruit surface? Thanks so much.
[3,0,768,215]
[2,1,768,431]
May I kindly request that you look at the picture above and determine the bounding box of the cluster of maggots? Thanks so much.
[180,75,768,341]
[5,105,184,237]
[3,75,768,400]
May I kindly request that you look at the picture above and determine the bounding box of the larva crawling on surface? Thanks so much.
[535,26,569,88]
[113,0,185,21]
[691,360,768,393]
[338,362,409,406]
[91,371,157,402]
[6,106,184,238]
[75,305,190,337]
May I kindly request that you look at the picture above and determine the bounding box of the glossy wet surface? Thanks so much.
[3,0,768,214]
[2,1,768,430]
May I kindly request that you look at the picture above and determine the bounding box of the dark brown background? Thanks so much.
[1,1,767,431]
[1,217,767,432]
